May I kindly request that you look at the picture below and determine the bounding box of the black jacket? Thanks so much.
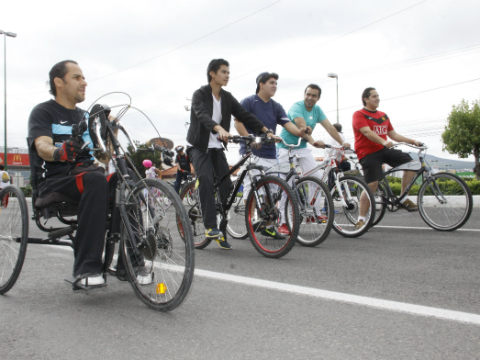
[186,85,265,151]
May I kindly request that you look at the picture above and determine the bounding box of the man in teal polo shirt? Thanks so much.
[277,83,349,234]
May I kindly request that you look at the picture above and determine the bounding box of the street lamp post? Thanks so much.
[327,73,339,124]
[0,30,17,171]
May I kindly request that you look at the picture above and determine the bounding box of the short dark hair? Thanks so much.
[256,73,279,94]
[49,60,78,97]
[362,87,376,106]
[304,84,321,97]
[0,165,4,171]
[333,123,342,132]
[207,59,229,83]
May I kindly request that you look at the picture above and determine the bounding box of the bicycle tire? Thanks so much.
[371,181,387,227]
[293,176,334,247]
[0,186,29,295]
[120,178,195,311]
[418,173,473,231]
[330,175,376,238]
[245,176,299,258]
[226,180,248,240]
[179,181,212,249]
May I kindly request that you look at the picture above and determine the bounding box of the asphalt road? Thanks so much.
[2,209,479,359]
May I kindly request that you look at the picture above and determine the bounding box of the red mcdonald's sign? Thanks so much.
[0,153,30,166]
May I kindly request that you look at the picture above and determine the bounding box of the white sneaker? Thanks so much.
[136,267,154,285]
[80,274,105,286]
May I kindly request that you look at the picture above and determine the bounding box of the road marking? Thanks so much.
[374,225,480,232]
[48,245,480,326]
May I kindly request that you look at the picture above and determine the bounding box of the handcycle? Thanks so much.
[304,144,376,237]
[180,135,301,258]
[365,142,473,230]
[0,94,195,312]
[267,138,334,247]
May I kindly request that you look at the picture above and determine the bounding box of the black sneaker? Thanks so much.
[205,228,223,238]
[215,236,232,249]
[261,226,286,240]
[252,219,267,232]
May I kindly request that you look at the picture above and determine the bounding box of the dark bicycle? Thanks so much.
[0,96,195,312]
[180,135,301,258]
[369,142,473,230]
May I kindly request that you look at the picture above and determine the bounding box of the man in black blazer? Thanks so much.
[186,59,276,249]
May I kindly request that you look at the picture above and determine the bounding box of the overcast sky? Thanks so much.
[2,0,479,165]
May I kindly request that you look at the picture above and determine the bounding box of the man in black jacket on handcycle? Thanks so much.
[186,59,277,250]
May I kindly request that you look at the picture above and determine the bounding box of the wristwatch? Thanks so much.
[265,129,274,135]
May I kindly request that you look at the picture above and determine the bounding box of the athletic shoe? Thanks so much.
[215,237,232,249]
[278,224,290,235]
[135,266,154,285]
[306,215,328,223]
[80,274,105,286]
[205,228,223,238]
[402,199,418,211]
[261,227,286,240]
[354,220,365,230]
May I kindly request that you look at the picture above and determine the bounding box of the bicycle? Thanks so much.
[1,95,195,312]
[304,144,376,237]
[268,138,334,247]
[180,135,301,258]
[367,142,473,230]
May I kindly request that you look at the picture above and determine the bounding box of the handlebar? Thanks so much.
[278,137,302,149]
[136,145,174,157]
[219,134,276,146]
[390,142,427,150]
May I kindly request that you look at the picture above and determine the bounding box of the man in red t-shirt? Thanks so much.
[352,87,422,230]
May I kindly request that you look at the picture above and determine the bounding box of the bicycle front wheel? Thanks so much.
[418,173,473,231]
[179,181,211,249]
[245,176,299,258]
[293,176,334,247]
[120,178,195,312]
[0,186,29,295]
[331,175,375,238]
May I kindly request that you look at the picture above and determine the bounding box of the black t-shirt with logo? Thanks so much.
[175,153,191,171]
[28,100,95,182]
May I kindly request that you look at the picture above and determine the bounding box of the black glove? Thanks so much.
[53,137,88,162]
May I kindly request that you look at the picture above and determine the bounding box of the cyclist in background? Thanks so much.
[143,159,162,179]
[174,145,191,194]
[324,123,352,187]
[353,87,422,230]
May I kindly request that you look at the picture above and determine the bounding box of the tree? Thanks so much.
[442,99,480,179]
[127,140,163,178]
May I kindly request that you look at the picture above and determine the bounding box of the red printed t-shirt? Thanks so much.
[352,108,393,159]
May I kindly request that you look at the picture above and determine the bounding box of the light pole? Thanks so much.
[328,73,339,124]
[0,30,17,171]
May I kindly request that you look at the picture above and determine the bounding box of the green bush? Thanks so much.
[385,179,480,196]
[20,187,33,198]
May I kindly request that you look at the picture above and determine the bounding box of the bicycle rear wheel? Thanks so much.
[226,180,248,240]
[120,178,195,311]
[331,175,375,238]
[371,181,387,227]
[418,173,473,231]
[293,176,334,247]
[0,186,29,294]
[245,176,299,258]
[179,181,211,249]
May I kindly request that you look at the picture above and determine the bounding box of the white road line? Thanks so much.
[374,225,480,232]
[194,269,480,326]
[47,245,480,326]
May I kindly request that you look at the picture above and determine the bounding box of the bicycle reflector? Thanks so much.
[156,283,167,294]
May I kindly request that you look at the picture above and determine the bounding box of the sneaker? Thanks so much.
[278,224,290,235]
[306,215,328,223]
[402,199,418,211]
[80,274,105,286]
[205,228,223,238]
[354,220,365,230]
[215,237,232,249]
[135,266,154,285]
[261,227,286,240]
